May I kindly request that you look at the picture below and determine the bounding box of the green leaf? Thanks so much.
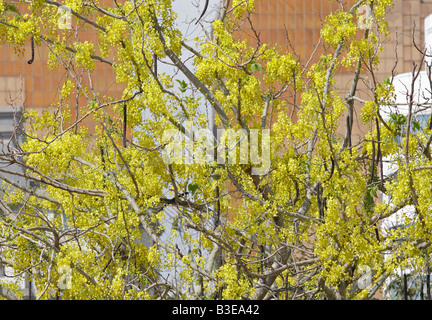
[249,61,262,73]
[176,79,188,93]
[5,3,19,13]
[389,113,407,127]
[188,183,199,194]
[412,121,421,132]
[369,185,378,198]
[255,63,262,73]
[363,191,375,213]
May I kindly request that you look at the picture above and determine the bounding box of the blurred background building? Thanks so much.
[240,0,432,142]
[1,0,432,143]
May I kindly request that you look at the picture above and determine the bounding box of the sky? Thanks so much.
[152,1,223,286]
[142,0,222,133]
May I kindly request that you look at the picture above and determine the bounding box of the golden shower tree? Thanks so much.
[0,0,430,300]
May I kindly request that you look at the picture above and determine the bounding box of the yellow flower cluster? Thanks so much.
[73,41,96,71]
[321,11,357,47]
[360,101,377,124]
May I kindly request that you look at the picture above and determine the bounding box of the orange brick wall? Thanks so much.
[0,1,124,136]
[239,0,432,82]
[238,0,432,141]
[251,0,345,62]
[3,0,432,136]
